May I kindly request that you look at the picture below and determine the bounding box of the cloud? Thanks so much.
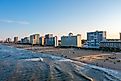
[0,19,30,25]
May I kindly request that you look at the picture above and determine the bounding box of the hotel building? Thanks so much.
[45,34,58,47]
[85,31,106,48]
[30,34,40,45]
[61,33,82,47]
[21,37,30,44]
[5,38,12,43]
[39,36,45,46]
[14,37,18,43]
[100,39,121,50]
[45,34,53,38]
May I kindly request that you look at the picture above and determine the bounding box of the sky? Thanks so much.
[0,0,121,40]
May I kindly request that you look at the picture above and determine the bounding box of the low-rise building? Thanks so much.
[30,34,40,45]
[21,37,30,44]
[20,38,24,44]
[61,33,82,47]
[100,41,121,50]
[58,40,61,46]
[100,39,121,50]
[81,39,87,44]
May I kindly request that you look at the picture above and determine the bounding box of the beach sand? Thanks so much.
[73,53,121,71]
[3,43,121,72]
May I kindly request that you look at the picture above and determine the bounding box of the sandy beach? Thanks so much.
[3,43,121,72]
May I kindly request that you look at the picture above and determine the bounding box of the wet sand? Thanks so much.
[3,43,121,72]
[1,44,121,81]
[73,53,121,71]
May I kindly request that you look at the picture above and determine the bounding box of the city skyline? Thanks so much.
[0,0,121,40]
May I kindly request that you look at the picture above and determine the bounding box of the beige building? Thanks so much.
[30,34,40,45]
[39,36,45,46]
[61,33,82,47]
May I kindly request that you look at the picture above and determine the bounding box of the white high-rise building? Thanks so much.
[61,33,82,47]
[85,30,106,48]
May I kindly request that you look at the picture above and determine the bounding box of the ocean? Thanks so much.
[0,44,121,81]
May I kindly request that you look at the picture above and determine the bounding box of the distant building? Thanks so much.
[100,39,121,50]
[85,31,106,48]
[5,38,12,43]
[21,37,30,44]
[30,34,40,45]
[45,34,58,47]
[61,33,82,47]
[14,37,18,43]
[100,33,121,50]
[106,39,121,41]
[20,38,24,44]
[0,40,3,43]
[39,36,45,46]
[58,40,61,46]
[54,36,58,47]
[45,34,53,39]
[120,33,121,40]
[81,39,87,44]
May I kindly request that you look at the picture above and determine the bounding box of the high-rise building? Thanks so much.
[61,33,82,47]
[5,38,12,43]
[86,30,106,48]
[45,34,58,47]
[54,36,58,47]
[14,37,18,43]
[45,34,53,39]
[39,36,45,46]
[120,33,121,40]
[30,34,40,45]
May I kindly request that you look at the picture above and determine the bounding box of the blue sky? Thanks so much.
[0,0,121,40]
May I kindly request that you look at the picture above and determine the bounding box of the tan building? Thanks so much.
[61,33,82,47]
[14,37,18,43]
[30,34,40,45]
[39,36,45,46]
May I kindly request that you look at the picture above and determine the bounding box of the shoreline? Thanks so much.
[2,43,121,72]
